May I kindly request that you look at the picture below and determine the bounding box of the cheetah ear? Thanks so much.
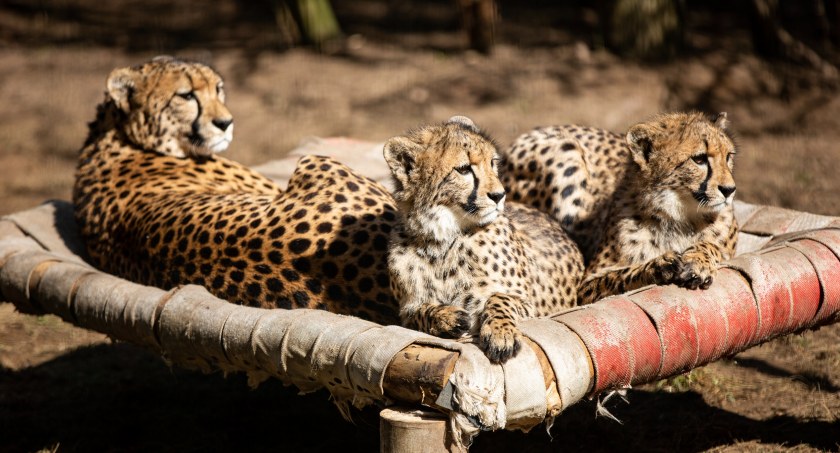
[383,136,421,189]
[106,67,138,114]
[152,55,175,64]
[447,115,478,132]
[711,111,728,130]
[626,124,657,163]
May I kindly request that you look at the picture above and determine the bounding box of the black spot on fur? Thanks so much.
[305,278,322,294]
[373,234,388,251]
[282,269,301,282]
[292,257,312,273]
[317,222,333,233]
[329,241,349,256]
[289,238,312,254]
[343,264,359,281]
[246,283,261,298]
[270,226,286,239]
[266,278,284,292]
[352,231,370,245]
[268,251,284,264]
[293,291,310,306]
[322,261,339,278]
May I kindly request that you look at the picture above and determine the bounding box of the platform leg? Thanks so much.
[379,406,466,453]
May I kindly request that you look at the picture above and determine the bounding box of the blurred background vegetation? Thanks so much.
[3,0,840,64]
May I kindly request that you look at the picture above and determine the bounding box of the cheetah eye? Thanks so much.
[454,164,472,176]
[216,83,225,98]
[691,154,708,166]
[177,91,196,101]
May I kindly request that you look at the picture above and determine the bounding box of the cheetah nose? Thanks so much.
[719,185,736,198]
[487,192,505,204]
[213,118,233,132]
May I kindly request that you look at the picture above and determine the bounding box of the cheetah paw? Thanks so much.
[673,252,715,290]
[479,319,522,364]
[650,251,684,283]
[429,306,471,339]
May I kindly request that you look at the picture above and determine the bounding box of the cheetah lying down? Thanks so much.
[74,57,400,324]
[503,112,739,304]
[385,116,583,363]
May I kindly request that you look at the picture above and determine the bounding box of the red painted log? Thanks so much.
[554,229,840,394]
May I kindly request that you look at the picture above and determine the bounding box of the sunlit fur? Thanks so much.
[502,111,739,304]
[74,57,403,325]
[385,116,583,363]
[629,111,737,225]
[386,116,506,243]
[96,56,233,159]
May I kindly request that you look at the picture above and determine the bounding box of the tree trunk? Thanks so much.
[271,0,342,49]
[295,0,342,47]
[602,0,684,60]
[750,0,838,78]
[750,0,785,57]
[459,0,497,54]
[825,0,840,46]
[271,0,302,47]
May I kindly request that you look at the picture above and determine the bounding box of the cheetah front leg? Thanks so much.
[577,251,684,304]
[578,240,728,304]
[478,293,528,363]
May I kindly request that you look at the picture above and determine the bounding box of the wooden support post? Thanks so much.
[380,406,465,453]
[382,345,459,410]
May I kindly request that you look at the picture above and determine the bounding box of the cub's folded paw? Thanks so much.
[651,251,683,283]
[674,252,716,290]
[429,305,471,339]
[479,318,522,364]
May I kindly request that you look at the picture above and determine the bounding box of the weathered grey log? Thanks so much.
[4,189,840,451]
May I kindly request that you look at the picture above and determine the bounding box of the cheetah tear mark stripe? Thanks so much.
[462,169,479,214]
[692,144,712,204]
[184,72,203,147]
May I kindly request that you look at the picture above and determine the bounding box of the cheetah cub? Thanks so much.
[503,112,738,304]
[385,116,584,363]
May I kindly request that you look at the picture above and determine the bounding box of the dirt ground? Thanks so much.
[1,1,839,451]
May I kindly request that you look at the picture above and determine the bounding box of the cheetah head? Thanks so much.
[105,56,233,158]
[626,111,736,221]
[384,116,505,242]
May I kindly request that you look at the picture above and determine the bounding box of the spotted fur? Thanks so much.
[503,112,738,304]
[386,116,584,363]
[73,57,399,323]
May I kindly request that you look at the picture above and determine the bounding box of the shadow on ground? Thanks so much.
[475,388,840,453]
[2,341,837,452]
[0,343,380,453]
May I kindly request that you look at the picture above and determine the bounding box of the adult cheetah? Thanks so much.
[73,56,399,323]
